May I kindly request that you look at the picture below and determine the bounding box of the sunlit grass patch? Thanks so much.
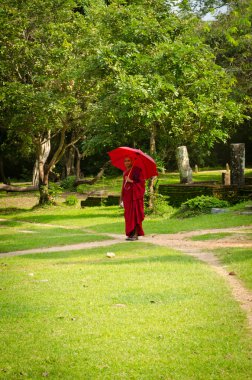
[0,222,110,253]
[0,243,251,379]
[214,247,252,291]
[190,232,233,241]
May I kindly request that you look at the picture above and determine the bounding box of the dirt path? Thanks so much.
[0,239,124,258]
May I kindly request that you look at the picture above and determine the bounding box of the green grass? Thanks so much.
[190,232,233,241]
[67,169,252,194]
[214,247,252,292]
[0,243,252,379]
[0,220,110,253]
[0,198,252,378]
[1,203,252,237]
[1,169,251,212]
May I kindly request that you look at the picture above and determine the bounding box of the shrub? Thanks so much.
[77,184,86,193]
[144,179,173,217]
[65,195,79,206]
[174,195,230,218]
[48,183,63,203]
[61,176,76,192]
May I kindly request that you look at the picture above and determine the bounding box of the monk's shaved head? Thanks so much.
[124,156,133,169]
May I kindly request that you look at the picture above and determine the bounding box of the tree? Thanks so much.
[206,0,252,107]
[0,0,88,203]
[82,0,243,163]
[203,0,252,163]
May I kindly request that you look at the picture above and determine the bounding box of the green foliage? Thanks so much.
[61,176,77,192]
[184,195,229,210]
[83,0,243,159]
[48,183,63,203]
[0,0,248,181]
[0,0,87,135]
[144,178,173,216]
[207,0,252,105]
[175,195,230,218]
[145,191,173,217]
[65,194,79,206]
[0,0,89,202]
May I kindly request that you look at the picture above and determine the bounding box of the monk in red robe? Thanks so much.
[120,157,145,241]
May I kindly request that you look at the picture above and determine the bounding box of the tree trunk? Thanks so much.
[65,146,75,177]
[76,153,81,179]
[39,172,51,205]
[73,146,86,180]
[148,126,158,209]
[35,132,51,204]
[33,133,51,187]
[35,125,81,204]
[0,155,8,184]
[148,176,157,209]
[150,126,156,155]
[0,184,38,192]
[32,161,39,186]
[230,143,245,186]
[176,146,193,184]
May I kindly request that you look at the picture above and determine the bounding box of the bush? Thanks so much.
[174,195,230,218]
[48,183,63,203]
[61,176,76,192]
[65,195,79,206]
[147,193,173,217]
[144,179,174,217]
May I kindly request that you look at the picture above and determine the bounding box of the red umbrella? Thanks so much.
[108,147,158,180]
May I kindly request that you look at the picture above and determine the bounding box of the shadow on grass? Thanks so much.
[0,207,31,215]
[15,245,198,266]
[16,212,123,223]
[0,220,24,227]
[89,253,198,266]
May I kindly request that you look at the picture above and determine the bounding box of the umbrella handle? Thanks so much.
[124,159,136,188]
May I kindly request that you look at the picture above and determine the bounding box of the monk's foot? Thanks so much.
[126,236,138,241]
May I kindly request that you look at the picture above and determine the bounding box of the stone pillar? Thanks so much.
[222,171,230,186]
[230,143,245,186]
[176,146,193,184]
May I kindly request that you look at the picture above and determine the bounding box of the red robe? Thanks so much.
[122,166,145,237]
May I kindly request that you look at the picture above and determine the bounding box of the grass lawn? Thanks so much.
[74,168,252,194]
[1,203,252,237]
[0,220,110,253]
[214,247,252,292]
[190,232,233,241]
[0,243,252,379]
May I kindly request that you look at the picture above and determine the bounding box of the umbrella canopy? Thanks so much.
[108,147,158,180]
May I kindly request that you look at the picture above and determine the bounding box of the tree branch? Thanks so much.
[46,126,67,171]
[75,161,110,186]
[0,184,38,192]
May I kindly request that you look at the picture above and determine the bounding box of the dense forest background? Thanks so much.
[0,0,251,188]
